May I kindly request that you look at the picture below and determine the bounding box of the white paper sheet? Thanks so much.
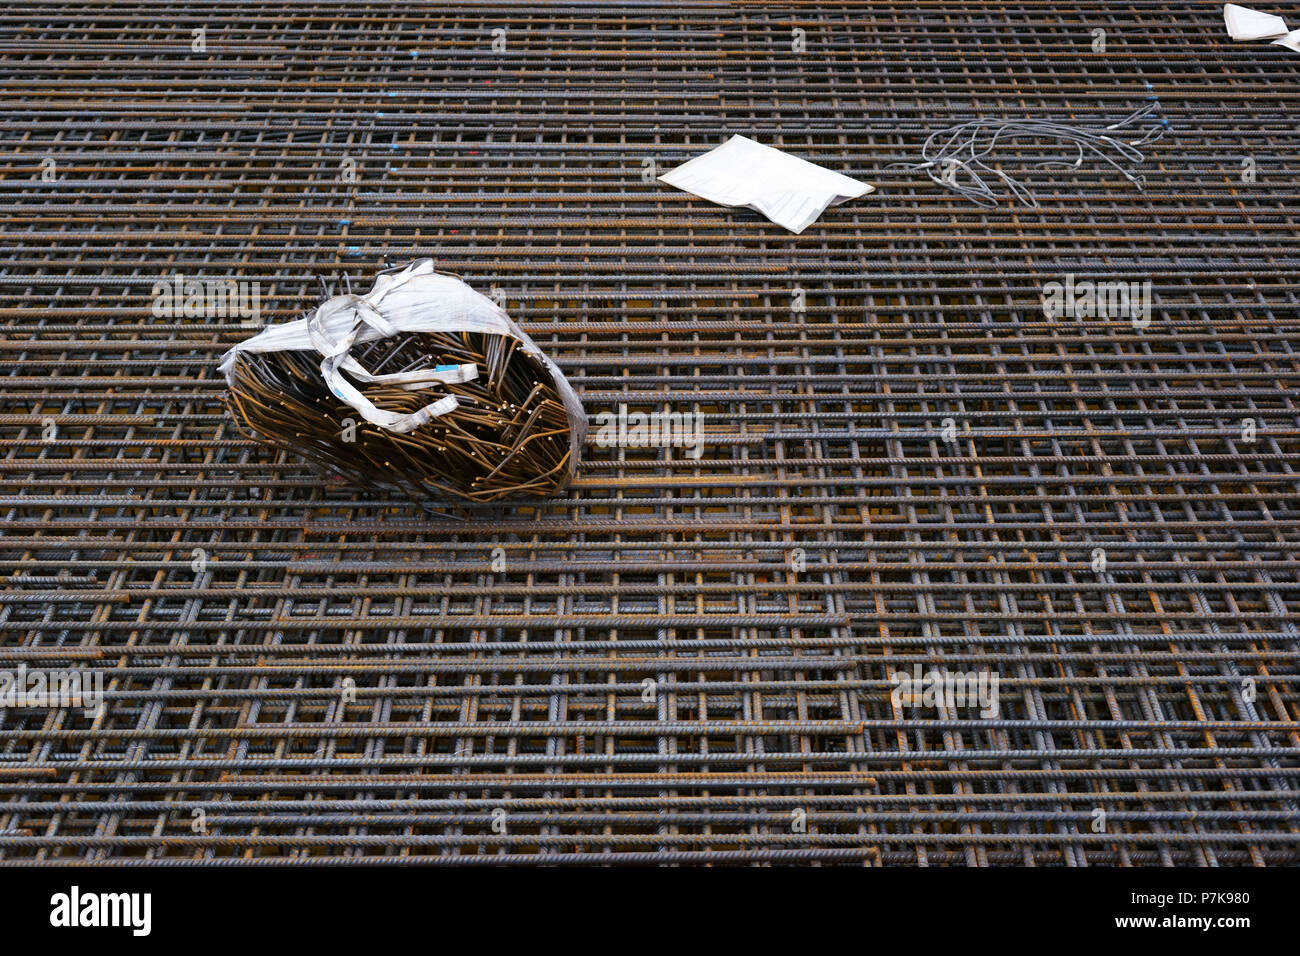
[1224,4,1288,40]
[658,135,874,234]
[1271,28,1300,50]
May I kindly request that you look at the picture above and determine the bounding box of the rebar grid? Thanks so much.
[0,1,1297,865]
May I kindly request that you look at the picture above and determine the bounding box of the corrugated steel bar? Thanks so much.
[0,1,1296,864]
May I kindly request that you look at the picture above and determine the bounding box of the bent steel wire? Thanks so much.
[890,103,1167,208]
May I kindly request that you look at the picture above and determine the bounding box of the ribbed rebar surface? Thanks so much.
[1,1,1297,865]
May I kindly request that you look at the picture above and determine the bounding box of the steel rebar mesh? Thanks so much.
[0,1,1297,865]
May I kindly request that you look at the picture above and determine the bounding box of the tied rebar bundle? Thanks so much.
[220,260,585,503]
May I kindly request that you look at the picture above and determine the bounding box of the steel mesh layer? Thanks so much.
[0,1,1297,865]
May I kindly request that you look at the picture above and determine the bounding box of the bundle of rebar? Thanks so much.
[223,264,584,502]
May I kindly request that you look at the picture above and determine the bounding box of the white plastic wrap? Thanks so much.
[1271,28,1300,50]
[658,135,874,233]
[1223,4,1288,40]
